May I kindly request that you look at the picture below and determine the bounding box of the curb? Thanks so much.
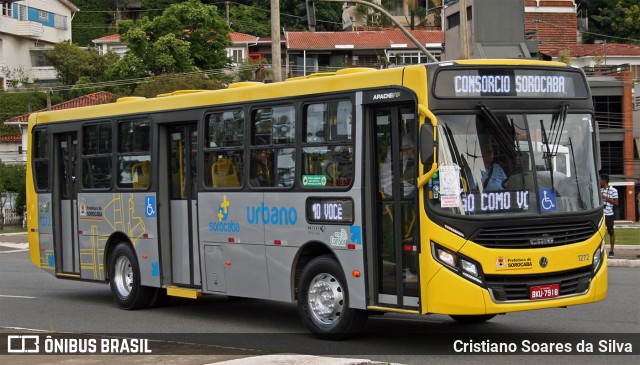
[608,259,640,268]
[209,355,390,365]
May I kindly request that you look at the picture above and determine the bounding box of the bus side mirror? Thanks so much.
[420,123,434,166]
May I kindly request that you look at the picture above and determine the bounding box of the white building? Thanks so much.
[0,0,79,90]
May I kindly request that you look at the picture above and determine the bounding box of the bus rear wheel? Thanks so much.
[109,243,155,310]
[297,255,367,340]
[449,314,497,323]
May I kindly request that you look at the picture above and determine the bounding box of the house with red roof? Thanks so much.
[285,30,444,76]
[2,91,116,164]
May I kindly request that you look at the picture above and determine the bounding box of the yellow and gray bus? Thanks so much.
[27,59,607,339]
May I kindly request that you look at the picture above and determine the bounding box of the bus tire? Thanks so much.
[298,255,367,340]
[109,243,154,310]
[449,314,497,323]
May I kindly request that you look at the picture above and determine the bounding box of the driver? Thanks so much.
[480,143,508,191]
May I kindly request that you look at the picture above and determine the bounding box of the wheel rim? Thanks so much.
[307,273,344,326]
[114,255,133,298]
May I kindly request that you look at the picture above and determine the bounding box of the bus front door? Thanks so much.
[167,123,201,287]
[372,105,419,309]
[54,132,80,274]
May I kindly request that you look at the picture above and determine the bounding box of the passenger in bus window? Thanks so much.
[480,142,508,191]
[250,150,273,187]
[401,135,416,198]
[379,135,416,198]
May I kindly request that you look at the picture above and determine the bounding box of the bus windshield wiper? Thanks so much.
[548,103,569,157]
[477,103,517,158]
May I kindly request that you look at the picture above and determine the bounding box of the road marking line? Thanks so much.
[0,242,28,249]
[0,294,36,299]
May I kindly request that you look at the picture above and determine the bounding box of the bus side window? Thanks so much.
[204,109,245,189]
[117,119,151,189]
[82,122,112,190]
[301,100,353,188]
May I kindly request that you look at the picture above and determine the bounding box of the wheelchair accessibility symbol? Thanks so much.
[145,196,156,217]
[539,189,557,212]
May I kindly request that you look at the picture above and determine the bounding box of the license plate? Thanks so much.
[529,284,560,300]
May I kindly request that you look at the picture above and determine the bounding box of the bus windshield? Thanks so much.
[428,110,599,217]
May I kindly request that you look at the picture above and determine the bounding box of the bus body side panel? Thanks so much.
[199,192,269,298]
[76,192,160,287]
[263,192,366,309]
[36,193,55,275]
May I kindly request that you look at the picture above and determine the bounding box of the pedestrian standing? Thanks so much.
[600,174,618,257]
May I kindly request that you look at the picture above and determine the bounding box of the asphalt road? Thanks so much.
[1,243,638,364]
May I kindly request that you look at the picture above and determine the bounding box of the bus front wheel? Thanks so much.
[297,255,367,340]
[449,314,497,323]
[109,243,155,310]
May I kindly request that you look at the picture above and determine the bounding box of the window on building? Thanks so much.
[599,141,624,175]
[388,51,438,65]
[228,48,245,64]
[594,95,623,129]
[117,119,151,189]
[30,49,54,67]
[53,14,67,30]
[2,2,12,17]
[18,4,26,20]
[302,100,354,188]
[38,9,48,21]
[204,109,244,188]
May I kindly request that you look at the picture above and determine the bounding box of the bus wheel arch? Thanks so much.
[106,235,154,310]
[292,241,334,301]
[296,250,368,340]
[103,232,131,281]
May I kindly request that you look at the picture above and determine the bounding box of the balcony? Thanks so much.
[16,20,44,38]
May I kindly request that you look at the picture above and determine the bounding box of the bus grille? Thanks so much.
[471,221,596,248]
[484,266,592,302]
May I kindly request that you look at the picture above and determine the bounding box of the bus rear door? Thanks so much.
[166,123,201,287]
[53,132,80,275]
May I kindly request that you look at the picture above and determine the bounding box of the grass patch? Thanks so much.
[609,228,640,246]
[0,228,27,234]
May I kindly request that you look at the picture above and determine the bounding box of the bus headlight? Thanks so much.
[432,242,485,286]
[592,239,604,274]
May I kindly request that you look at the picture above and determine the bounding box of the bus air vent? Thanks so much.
[471,221,596,248]
[116,97,146,103]
[485,266,592,302]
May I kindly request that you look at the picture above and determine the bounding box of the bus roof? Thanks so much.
[27,59,575,126]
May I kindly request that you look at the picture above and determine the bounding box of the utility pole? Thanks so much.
[460,0,470,59]
[226,1,230,26]
[270,0,282,82]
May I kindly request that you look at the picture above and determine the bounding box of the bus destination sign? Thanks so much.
[306,198,354,225]
[433,68,589,98]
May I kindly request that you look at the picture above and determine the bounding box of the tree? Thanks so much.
[0,65,33,89]
[111,0,232,79]
[132,73,227,98]
[45,41,118,85]
[407,0,427,30]
[0,162,26,225]
[72,1,113,46]
[228,3,271,37]
[582,0,640,43]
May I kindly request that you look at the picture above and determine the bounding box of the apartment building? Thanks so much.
[0,0,78,90]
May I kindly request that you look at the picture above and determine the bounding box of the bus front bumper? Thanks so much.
[423,258,607,315]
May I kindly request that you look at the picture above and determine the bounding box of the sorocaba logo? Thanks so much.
[218,195,230,221]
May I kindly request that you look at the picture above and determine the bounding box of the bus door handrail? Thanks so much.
[417,104,437,189]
